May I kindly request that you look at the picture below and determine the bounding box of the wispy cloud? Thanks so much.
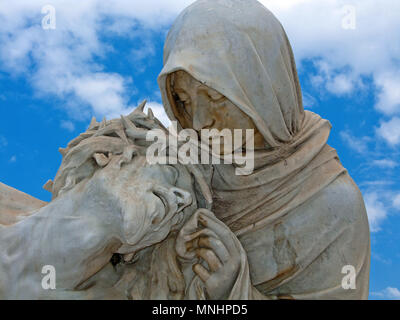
[371,252,392,265]
[360,180,395,188]
[371,287,400,300]
[302,92,317,109]
[310,61,358,96]
[262,0,400,149]
[393,194,400,210]
[376,117,400,146]
[0,0,193,123]
[1,0,400,130]
[0,135,8,148]
[375,71,400,116]
[144,101,172,128]
[364,192,388,232]
[340,130,371,154]
[372,159,398,169]
[1,0,400,134]
[60,120,75,132]
[263,0,400,102]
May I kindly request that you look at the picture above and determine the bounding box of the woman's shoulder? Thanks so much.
[309,172,368,225]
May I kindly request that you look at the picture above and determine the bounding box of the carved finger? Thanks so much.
[185,165,213,205]
[185,236,199,252]
[183,229,230,263]
[183,227,219,242]
[198,236,230,264]
[197,212,238,255]
[195,248,223,272]
[193,263,211,282]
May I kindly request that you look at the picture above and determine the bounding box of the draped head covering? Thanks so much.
[158,0,369,299]
[158,0,346,234]
[159,0,304,146]
[158,0,370,299]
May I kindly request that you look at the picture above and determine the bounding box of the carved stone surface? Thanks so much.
[0,0,370,300]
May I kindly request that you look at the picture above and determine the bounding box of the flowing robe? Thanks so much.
[158,0,370,299]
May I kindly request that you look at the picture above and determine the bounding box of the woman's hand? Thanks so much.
[176,209,244,300]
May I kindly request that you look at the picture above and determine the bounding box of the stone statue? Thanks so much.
[0,0,370,300]
[0,107,202,299]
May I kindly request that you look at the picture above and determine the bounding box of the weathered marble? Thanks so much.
[158,0,370,299]
[0,108,204,299]
[0,0,370,300]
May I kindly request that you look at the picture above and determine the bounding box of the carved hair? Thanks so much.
[46,101,213,208]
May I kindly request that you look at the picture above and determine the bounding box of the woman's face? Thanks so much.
[169,70,265,151]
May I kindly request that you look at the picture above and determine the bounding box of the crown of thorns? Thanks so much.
[43,100,212,206]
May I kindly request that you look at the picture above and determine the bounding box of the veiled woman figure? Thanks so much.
[158,0,370,299]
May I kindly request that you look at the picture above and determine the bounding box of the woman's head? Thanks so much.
[158,0,305,149]
[168,70,266,149]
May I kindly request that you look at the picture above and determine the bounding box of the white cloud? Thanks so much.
[385,287,400,299]
[372,159,398,169]
[60,120,75,132]
[371,252,392,265]
[310,61,357,96]
[262,0,400,100]
[326,74,355,95]
[372,287,400,300]
[360,180,395,188]
[68,73,133,118]
[0,0,193,123]
[1,0,400,132]
[375,72,400,116]
[103,100,170,127]
[376,117,400,146]
[144,101,171,128]
[393,194,400,210]
[340,130,371,154]
[0,135,8,148]
[302,92,317,108]
[364,192,388,232]
[261,0,400,147]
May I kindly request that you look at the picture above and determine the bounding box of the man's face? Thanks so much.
[81,154,194,254]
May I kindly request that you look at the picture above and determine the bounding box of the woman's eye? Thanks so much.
[178,94,190,103]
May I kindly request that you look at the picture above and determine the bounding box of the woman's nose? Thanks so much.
[192,93,215,131]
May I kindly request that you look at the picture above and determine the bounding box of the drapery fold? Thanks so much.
[159,0,370,299]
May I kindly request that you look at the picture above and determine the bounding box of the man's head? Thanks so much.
[47,108,206,256]
[78,150,196,255]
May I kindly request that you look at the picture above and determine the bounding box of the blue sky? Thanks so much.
[0,0,399,299]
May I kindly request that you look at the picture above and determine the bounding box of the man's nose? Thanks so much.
[192,94,215,131]
[171,187,192,212]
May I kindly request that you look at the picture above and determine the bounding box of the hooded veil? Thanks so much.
[158,0,370,299]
